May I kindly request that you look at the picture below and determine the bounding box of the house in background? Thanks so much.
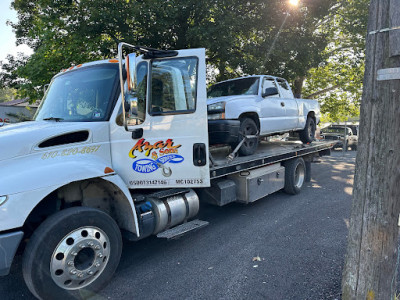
[0,98,39,123]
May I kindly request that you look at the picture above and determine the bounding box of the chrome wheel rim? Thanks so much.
[294,163,305,189]
[50,226,110,290]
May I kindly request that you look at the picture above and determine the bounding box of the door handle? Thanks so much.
[193,143,206,166]
[280,102,285,107]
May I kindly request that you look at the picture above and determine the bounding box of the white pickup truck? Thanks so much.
[207,75,320,155]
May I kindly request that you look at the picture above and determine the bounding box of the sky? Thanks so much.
[0,0,33,63]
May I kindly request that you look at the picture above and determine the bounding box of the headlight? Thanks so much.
[207,102,225,120]
[0,195,8,206]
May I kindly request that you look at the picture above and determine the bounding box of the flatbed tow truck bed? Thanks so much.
[209,140,335,179]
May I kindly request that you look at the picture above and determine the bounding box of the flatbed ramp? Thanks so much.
[209,140,334,179]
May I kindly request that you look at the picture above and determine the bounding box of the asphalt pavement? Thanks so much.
[0,150,356,300]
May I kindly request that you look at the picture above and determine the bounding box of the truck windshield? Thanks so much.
[35,64,119,122]
[207,77,259,98]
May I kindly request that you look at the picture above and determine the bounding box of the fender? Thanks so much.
[0,155,114,195]
[0,154,139,236]
[102,174,140,236]
[226,103,261,120]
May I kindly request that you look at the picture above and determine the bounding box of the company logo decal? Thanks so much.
[129,138,184,177]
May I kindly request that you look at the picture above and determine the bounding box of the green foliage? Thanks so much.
[6,111,32,122]
[2,0,341,101]
[0,87,16,103]
[303,0,369,122]
[0,0,370,122]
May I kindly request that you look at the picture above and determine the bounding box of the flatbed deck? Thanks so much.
[209,140,335,179]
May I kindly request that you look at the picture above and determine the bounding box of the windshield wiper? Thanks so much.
[43,117,64,122]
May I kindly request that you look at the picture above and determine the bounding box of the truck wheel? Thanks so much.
[22,207,122,300]
[283,158,306,195]
[237,117,259,156]
[299,117,316,144]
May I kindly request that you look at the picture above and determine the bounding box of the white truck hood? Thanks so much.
[207,95,256,105]
[0,121,99,162]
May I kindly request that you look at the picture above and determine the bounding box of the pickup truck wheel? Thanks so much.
[237,117,259,156]
[283,158,306,195]
[299,117,316,144]
[22,207,122,300]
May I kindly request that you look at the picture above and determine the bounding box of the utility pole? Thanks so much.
[342,0,400,299]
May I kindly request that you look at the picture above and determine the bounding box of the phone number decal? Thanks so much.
[41,145,101,160]
[129,178,204,186]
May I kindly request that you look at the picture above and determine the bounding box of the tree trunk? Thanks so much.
[341,0,400,299]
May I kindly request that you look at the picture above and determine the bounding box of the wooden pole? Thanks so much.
[341,0,400,299]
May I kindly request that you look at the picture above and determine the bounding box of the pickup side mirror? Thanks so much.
[262,87,279,97]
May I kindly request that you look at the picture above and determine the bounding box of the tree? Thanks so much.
[341,0,400,298]
[0,87,16,103]
[2,0,339,101]
[302,0,370,122]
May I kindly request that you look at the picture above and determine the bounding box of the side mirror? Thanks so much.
[125,53,137,95]
[118,43,139,131]
[262,87,279,97]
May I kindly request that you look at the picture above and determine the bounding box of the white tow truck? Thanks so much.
[0,44,334,299]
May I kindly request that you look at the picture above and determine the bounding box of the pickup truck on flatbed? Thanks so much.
[207,75,320,155]
[0,43,333,300]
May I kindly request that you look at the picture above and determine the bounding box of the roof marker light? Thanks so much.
[104,167,115,174]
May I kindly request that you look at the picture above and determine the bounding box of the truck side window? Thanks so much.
[277,80,294,98]
[262,78,279,97]
[149,57,198,115]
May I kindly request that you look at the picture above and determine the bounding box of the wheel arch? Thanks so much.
[238,112,260,130]
[307,111,316,121]
[23,176,139,240]
[306,111,318,125]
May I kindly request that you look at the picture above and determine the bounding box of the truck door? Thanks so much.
[276,79,299,130]
[259,77,288,133]
[110,48,210,189]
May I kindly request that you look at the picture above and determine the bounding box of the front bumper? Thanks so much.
[208,120,240,145]
[0,231,23,276]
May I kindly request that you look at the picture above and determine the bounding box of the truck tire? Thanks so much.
[283,157,306,195]
[22,207,122,300]
[299,117,316,144]
[236,117,259,156]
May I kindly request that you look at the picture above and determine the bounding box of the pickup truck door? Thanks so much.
[110,49,210,189]
[259,77,288,134]
[276,79,299,130]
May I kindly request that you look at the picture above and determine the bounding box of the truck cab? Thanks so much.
[0,46,210,291]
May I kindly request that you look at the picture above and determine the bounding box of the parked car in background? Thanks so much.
[207,75,320,155]
[320,125,358,150]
